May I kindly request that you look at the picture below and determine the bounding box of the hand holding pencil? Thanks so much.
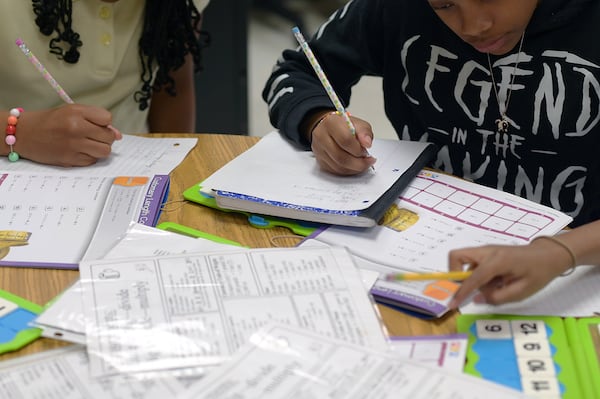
[8,38,121,167]
[292,27,376,176]
[12,105,120,167]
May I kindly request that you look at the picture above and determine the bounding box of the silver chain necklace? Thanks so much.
[486,32,525,135]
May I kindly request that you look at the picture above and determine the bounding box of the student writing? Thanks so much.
[263,0,600,307]
[1,0,209,167]
[262,0,600,230]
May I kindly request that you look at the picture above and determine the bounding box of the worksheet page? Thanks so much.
[33,223,242,343]
[311,170,573,273]
[78,246,388,377]
[0,135,196,269]
[0,135,197,176]
[35,225,379,345]
[0,346,185,399]
[177,324,528,399]
[0,174,168,268]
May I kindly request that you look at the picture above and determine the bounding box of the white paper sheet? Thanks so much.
[33,223,240,343]
[104,223,239,258]
[459,264,600,317]
[176,324,527,399]
[78,246,388,377]
[310,170,572,274]
[0,346,186,399]
[34,280,88,344]
[35,224,380,345]
[0,135,197,176]
[201,131,433,212]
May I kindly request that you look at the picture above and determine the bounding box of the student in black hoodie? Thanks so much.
[263,0,600,305]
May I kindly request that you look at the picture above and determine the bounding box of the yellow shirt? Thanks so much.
[2,0,209,134]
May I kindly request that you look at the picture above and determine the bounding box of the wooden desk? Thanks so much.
[0,133,456,361]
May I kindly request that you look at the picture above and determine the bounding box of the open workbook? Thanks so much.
[198,131,436,227]
[0,135,196,269]
[0,173,168,269]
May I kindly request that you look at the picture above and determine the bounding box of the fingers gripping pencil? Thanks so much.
[291,27,355,135]
[15,38,121,137]
[292,27,374,169]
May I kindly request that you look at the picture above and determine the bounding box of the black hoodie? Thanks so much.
[263,0,600,227]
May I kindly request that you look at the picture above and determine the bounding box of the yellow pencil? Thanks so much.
[384,271,472,282]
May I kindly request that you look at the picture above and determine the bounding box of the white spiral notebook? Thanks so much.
[200,131,436,227]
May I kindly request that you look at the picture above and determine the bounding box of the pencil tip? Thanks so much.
[292,27,300,33]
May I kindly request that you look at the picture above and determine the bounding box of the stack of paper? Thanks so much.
[178,324,529,399]
[15,226,525,399]
[33,223,241,344]
[199,131,437,227]
[78,244,389,377]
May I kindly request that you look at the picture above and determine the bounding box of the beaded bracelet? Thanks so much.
[5,108,23,162]
[531,235,577,276]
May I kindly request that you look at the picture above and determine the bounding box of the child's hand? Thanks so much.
[447,240,574,308]
[310,113,376,175]
[15,104,120,167]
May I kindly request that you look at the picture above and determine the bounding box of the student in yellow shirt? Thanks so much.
[448,220,600,307]
[1,0,209,167]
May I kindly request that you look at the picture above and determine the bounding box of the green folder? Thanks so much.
[0,289,43,354]
[457,314,600,399]
[157,222,244,247]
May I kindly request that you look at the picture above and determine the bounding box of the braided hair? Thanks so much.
[31,0,209,111]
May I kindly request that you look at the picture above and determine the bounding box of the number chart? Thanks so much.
[457,314,600,399]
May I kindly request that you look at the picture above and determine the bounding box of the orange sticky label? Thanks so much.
[423,280,460,301]
[113,176,149,187]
